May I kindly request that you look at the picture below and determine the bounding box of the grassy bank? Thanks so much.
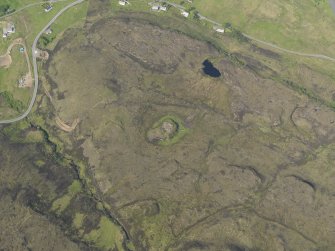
[192,0,335,57]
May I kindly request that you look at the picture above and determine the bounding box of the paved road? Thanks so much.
[0,0,85,124]
[196,11,335,61]
[163,0,335,62]
[330,0,335,13]
[0,0,71,20]
[242,34,335,62]
[1,0,334,124]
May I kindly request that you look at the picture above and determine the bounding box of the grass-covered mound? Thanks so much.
[147,115,188,146]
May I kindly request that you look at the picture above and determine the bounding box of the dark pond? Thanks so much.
[202,60,221,78]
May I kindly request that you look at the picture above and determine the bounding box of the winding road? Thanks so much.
[0,0,71,20]
[162,0,335,62]
[242,33,335,62]
[0,0,85,124]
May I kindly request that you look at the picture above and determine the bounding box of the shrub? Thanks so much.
[0,91,25,112]
[0,4,12,17]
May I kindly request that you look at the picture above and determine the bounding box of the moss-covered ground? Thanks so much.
[1,0,335,250]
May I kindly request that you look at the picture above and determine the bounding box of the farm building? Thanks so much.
[151,5,160,11]
[214,26,225,33]
[2,22,15,38]
[151,5,167,11]
[118,0,128,6]
[44,4,53,12]
[181,10,189,17]
[45,27,53,35]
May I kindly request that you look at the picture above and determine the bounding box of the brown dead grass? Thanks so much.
[22,72,33,88]
[0,54,12,68]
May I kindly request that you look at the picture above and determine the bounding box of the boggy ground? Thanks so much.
[39,9,335,251]
[0,119,129,250]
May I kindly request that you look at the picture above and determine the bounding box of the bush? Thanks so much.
[39,35,55,48]
[193,11,200,20]
[0,4,12,17]
[224,22,232,30]
[313,0,326,6]
[42,3,52,9]
[0,91,25,112]
[231,28,249,43]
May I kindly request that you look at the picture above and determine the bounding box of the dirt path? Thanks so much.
[0,38,23,68]
[55,116,80,132]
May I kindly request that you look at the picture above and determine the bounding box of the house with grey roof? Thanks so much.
[2,22,15,38]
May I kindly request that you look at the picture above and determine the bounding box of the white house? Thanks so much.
[160,6,167,11]
[181,10,189,17]
[44,5,53,12]
[214,26,225,33]
[151,5,160,11]
[119,0,128,6]
[45,27,53,35]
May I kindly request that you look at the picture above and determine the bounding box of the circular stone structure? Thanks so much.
[146,116,186,145]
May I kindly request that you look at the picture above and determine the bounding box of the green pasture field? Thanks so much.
[191,0,335,57]
[0,0,87,119]
[0,46,31,118]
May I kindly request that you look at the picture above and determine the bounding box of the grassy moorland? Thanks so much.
[109,0,335,112]
[39,4,335,248]
[2,1,335,250]
[191,0,335,57]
